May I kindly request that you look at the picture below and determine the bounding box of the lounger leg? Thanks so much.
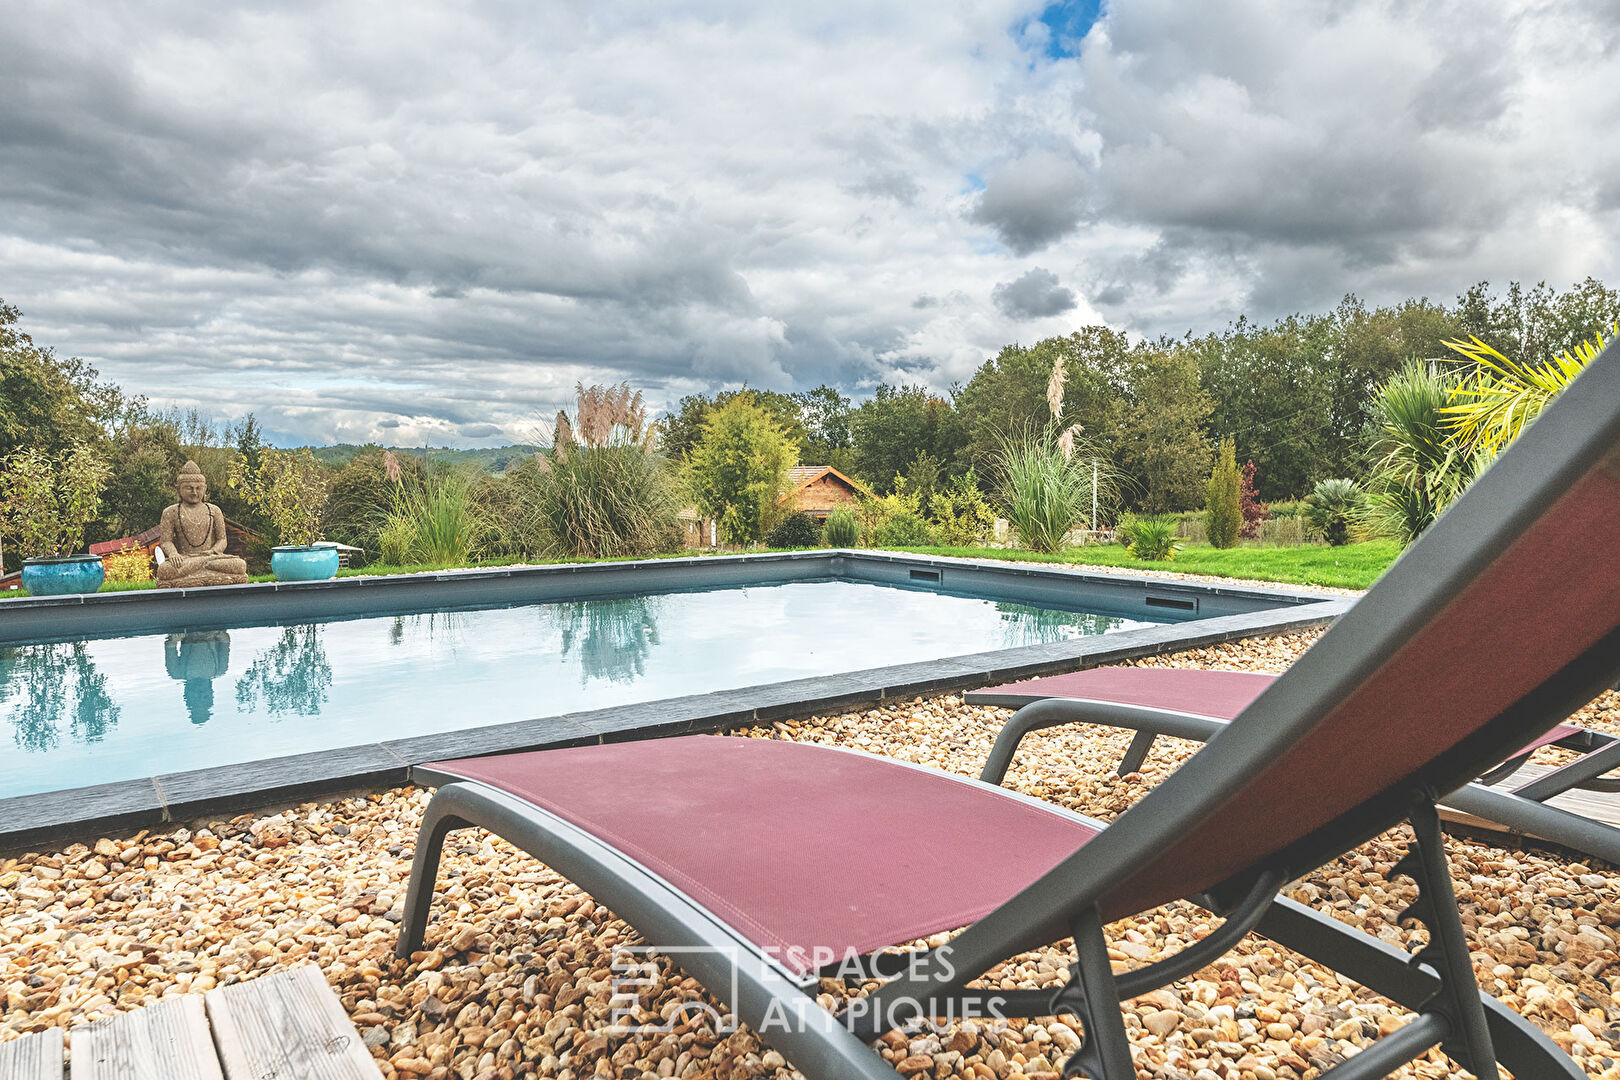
[1115,731,1157,776]
[1050,905,1134,1079]
[395,789,473,958]
[1394,798,1500,1080]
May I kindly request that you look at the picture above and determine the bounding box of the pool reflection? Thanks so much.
[234,626,332,718]
[165,631,231,725]
[0,642,120,752]
[550,596,662,685]
[993,602,1141,647]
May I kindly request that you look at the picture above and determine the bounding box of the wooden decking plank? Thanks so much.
[1441,765,1620,848]
[0,1028,63,1080]
[69,995,222,1080]
[205,965,381,1080]
[1506,763,1620,830]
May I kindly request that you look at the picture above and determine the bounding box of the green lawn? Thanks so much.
[891,540,1401,590]
[1,552,699,598]
[3,540,1400,598]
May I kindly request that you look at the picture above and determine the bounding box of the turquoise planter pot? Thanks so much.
[271,544,340,581]
[21,555,105,595]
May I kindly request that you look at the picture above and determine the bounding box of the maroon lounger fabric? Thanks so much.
[975,669,1582,760]
[428,736,1098,975]
[1515,724,1581,759]
[974,667,1276,719]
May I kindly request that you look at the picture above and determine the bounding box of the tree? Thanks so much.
[794,384,854,464]
[660,388,807,460]
[0,443,112,559]
[231,413,267,473]
[687,395,797,544]
[1452,277,1620,371]
[1113,346,1213,512]
[0,300,127,460]
[849,384,964,492]
[1204,437,1241,548]
[229,447,331,546]
[1239,460,1267,539]
[954,329,1126,476]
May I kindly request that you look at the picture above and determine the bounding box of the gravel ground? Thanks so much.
[2,629,1619,1080]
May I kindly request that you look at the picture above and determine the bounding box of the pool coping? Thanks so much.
[0,551,1353,850]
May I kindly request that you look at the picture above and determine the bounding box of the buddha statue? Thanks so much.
[155,461,250,588]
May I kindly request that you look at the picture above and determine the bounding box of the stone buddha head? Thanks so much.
[177,461,208,506]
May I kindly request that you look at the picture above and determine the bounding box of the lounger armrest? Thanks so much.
[979,696,1227,785]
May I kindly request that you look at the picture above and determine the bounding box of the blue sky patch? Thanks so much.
[1035,0,1104,59]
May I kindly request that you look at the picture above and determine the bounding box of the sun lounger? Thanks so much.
[396,339,1620,1078]
[968,668,1620,864]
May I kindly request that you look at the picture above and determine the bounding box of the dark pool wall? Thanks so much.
[0,550,1329,646]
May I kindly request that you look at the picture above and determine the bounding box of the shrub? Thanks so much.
[1267,500,1305,520]
[688,394,796,544]
[995,429,1115,555]
[229,446,329,546]
[102,546,153,583]
[857,489,936,547]
[1304,478,1367,546]
[765,511,822,548]
[928,478,995,546]
[516,384,684,560]
[0,442,111,559]
[379,467,487,565]
[823,506,860,547]
[874,507,936,547]
[1203,437,1242,549]
[1117,513,1183,561]
[1239,460,1267,539]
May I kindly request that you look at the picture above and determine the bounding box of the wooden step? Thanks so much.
[0,1028,63,1080]
[69,996,221,1080]
[205,965,380,1079]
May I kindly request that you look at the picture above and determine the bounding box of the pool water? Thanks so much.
[0,581,1159,797]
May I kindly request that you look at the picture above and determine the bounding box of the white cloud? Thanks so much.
[0,0,1615,444]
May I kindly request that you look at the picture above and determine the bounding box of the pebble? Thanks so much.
[0,629,1616,1080]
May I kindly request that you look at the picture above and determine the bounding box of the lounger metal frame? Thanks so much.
[975,694,1620,867]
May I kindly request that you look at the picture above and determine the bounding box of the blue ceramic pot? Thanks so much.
[21,554,106,595]
[270,544,340,582]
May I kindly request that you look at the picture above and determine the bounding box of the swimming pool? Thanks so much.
[0,580,1161,798]
[0,551,1350,844]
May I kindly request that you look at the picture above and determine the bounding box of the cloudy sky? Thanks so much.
[3,0,1618,447]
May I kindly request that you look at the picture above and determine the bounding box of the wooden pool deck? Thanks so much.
[0,965,379,1080]
[1441,761,1620,850]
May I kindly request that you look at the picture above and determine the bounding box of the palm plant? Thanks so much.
[1364,361,1485,545]
[1440,321,1616,453]
[1303,478,1367,546]
[1116,513,1182,561]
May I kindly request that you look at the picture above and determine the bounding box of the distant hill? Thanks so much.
[302,444,544,474]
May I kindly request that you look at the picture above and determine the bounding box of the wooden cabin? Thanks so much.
[784,465,864,519]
